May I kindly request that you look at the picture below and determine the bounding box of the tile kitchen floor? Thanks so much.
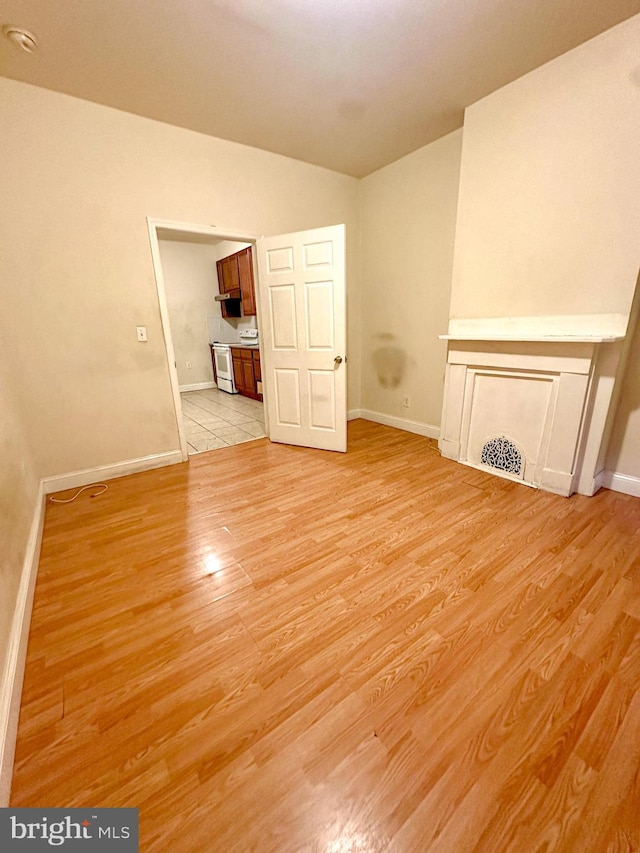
[180,388,266,454]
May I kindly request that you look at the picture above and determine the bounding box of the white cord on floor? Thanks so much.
[49,484,109,503]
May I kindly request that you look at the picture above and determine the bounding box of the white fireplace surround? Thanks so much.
[438,315,628,497]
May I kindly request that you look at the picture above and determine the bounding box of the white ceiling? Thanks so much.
[1,0,638,177]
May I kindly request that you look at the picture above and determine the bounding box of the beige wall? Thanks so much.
[607,306,640,480]
[215,241,251,261]
[450,14,640,321]
[158,241,218,387]
[0,78,360,478]
[359,130,463,427]
[0,334,39,687]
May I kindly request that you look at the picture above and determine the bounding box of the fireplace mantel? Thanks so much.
[442,313,627,342]
[438,315,628,497]
[439,333,623,343]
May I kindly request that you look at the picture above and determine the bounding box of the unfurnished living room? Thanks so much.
[1,2,640,851]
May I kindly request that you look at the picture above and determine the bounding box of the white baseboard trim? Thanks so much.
[178,381,216,393]
[0,484,46,806]
[42,450,184,495]
[601,470,640,498]
[359,409,440,439]
[347,409,361,421]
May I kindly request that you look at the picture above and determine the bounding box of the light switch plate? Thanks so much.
[136,326,148,342]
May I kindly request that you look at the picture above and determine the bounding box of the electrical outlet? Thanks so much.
[186,361,192,369]
[402,395,411,408]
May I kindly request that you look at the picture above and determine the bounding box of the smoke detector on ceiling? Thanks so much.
[4,26,38,53]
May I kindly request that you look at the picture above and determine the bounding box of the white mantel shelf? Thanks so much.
[439,333,624,343]
[442,313,628,344]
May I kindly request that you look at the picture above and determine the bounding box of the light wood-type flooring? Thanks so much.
[11,420,640,852]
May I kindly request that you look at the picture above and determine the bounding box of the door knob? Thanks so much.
[334,356,343,365]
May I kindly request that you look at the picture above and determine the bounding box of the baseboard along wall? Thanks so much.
[0,485,45,806]
[601,470,640,498]
[41,450,184,495]
[178,381,216,393]
[358,408,440,439]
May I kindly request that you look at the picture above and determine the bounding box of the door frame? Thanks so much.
[147,218,265,462]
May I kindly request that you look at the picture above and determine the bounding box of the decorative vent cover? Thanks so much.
[481,436,523,477]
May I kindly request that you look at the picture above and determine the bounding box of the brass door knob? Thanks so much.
[334,356,343,365]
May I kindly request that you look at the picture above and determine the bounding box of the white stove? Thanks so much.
[212,329,259,394]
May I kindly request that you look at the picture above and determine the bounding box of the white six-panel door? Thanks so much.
[257,224,346,452]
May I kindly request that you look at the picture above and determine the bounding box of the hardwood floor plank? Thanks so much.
[9,420,640,852]
[522,754,597,853]
[563,689,640,851]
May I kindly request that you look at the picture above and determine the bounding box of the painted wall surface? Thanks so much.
[607,308,640,480]
[450,14,640,321]
[359,130,463,427]
[0,78,360,477]
[215,241,251,260]
[158,241,218,387]
[0,334,39,684]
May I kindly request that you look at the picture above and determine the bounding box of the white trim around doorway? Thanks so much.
[146,219,264,462]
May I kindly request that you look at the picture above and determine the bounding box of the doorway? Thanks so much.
[147,219,268,461]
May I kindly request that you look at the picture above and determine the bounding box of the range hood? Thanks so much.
[215,290,241,302]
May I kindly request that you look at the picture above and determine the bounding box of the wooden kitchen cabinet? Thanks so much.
[216,247,256,318]
[242,361,254,394]
[219,255,240,293]
[237,247,257,316]
[231,347,263,401]
[232,353,244,393]
[216,256,241,318]
[252,350,263,399]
